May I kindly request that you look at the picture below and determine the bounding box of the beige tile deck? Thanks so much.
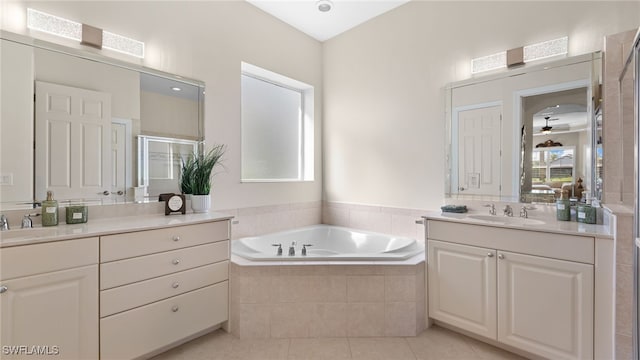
[151,325,527,360]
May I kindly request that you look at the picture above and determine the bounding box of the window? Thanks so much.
[241,62,314,182]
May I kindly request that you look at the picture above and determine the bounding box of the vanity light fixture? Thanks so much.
[471,36,568,74]
[317,0,333,12]
[26,8,144,58]
[171,87,182,92]
[27,8,81,41]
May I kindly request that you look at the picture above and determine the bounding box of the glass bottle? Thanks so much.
[41,191,59,226]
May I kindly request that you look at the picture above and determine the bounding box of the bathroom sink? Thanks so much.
[0,227,58,241]
[467,214,546,226]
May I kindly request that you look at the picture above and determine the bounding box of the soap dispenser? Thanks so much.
[41,191,59,226]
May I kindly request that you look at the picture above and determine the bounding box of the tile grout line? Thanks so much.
[403,336,419,360]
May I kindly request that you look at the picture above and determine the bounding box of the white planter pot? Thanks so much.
[190,194,210,213]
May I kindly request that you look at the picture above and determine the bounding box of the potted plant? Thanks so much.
[181,144,226,213]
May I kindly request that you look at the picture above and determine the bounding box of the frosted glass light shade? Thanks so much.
[103,30,145,58]
[471,51,506,74]
[27,8,81,41]
[524,37,568,62]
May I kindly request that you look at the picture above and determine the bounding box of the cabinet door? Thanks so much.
[497,251,593,360]
[0,265,98,360]
[428,240,497,339]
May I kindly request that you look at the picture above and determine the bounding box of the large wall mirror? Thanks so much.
[0,31,205,210]
[445,52,602,204]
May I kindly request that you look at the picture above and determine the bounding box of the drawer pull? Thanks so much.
[172,236,180,242]
[172,282,180,289]
[498,254,505,260]
[171,305,179,312]
[172,259,181,265]
[0,285,7,294]
[487,253,494,257]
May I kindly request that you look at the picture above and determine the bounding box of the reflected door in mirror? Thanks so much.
[454,105,502,196]
[35,81,112,201]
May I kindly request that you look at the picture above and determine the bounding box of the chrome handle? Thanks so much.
[0,285,7,294]
[111,190,124,196]
[487,253,494,257]
[415,219,425,225]
[172,259,180,265]
[100,190,110,196]
[172,236,180,242]
[172,282,179,289]
[498,254,505,260]
[459,186,465,191]
[171,305,179,312]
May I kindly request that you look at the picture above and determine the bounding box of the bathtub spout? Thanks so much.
[302,244,313,256]
[288,241,296,256]
[272,243,283,256]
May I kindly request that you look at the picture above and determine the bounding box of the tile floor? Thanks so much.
[151,325,527,360]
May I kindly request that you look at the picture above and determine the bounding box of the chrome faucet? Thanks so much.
[272,243,283,256]
[0,215,8,231]
[302,244,313,256]
[519,206,528,219]
[503,205,513,217]
[484,203,496,215]
[21,215,33,229]
[288,241,297,256]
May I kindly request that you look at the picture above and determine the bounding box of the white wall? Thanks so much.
[1,0,323,210]
[323,1,640,210]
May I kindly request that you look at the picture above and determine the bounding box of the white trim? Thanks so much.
[111,118,133,192]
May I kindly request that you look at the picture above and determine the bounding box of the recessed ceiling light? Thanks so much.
[171,87,182,91]
[317,0,332,12]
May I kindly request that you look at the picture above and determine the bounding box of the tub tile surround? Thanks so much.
[229,262,425,338]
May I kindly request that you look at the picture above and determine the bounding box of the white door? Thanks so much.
[0,265,99,360]
[35,81,112,201]
[497,251,594,360]
[428,240,497,339]
[456,105,502,195]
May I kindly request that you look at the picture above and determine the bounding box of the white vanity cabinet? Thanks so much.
[99,220,230,360]
[427,220,595,360]
[0,238,99,360]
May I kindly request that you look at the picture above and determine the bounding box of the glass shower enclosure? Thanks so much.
[623,28,640,360]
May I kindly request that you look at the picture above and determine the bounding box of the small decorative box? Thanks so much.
[66,205,88,224]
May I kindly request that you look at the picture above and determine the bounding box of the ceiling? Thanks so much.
[246,0,410,42]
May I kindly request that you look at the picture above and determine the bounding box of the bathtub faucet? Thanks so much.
[302,244,313,256]
[272,243,283,256]
[288,242,297,256]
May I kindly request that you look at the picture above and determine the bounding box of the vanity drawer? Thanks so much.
[100,241,229,290]
[100,261,228,317]
[0,237,98,280]
[100,282,228,360]
[100,220,229,262]
[427,220,594,264]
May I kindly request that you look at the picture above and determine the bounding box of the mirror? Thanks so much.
[0,31,204,210]
[445,52,602,203]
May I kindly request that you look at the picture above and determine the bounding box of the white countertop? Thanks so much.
[423,211,613,239]
[0,212,233,248]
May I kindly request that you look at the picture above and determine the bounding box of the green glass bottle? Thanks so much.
[41,191,59,226]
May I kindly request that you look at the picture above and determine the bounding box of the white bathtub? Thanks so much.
[232,225,424,261]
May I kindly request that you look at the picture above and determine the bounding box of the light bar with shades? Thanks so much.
[27,8,81,41]
[26,8,144,58]
[471,36,568,74]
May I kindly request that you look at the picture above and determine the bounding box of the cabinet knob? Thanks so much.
[172,236,180,242]
[0,285,7,294]
[487,253,494,257]
[172,282,180,289]
[498,254,505,260]
[172,259,181,265]
[171,305,179,312]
